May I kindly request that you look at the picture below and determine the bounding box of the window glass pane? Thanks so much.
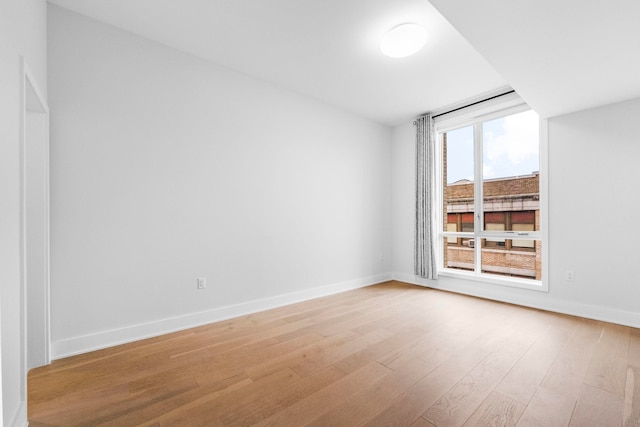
[446,223,457,244]
[512,211,535,225]
[484,222,505,247]
[481,239,542,280]
[460,213,474,230]
[443,239,474,272]
[482,110,540,236]
[443,126,474,234]
[512,223,535,248]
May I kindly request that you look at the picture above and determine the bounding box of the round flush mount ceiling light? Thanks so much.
[380,23,428,58]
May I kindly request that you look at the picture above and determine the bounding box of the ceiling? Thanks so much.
[47,0,640,126]
[428,0,640,119]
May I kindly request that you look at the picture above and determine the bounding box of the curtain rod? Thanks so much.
[431,90,515,119]
[414,90,516,124]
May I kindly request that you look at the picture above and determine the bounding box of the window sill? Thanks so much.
[438,268,548,292]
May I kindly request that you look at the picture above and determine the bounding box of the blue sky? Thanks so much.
[446,110,539,184]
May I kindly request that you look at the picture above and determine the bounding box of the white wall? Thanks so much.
[48,6,392,358]
[392,97,640,327]
[26,108,50,371]
[0,0,47,425]
[391,123,416,277]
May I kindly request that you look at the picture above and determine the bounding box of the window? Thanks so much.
[436,94,545,289]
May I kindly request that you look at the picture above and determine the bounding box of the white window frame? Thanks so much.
[434,92,549,291]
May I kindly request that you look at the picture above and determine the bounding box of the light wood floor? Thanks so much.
[29,281,640,426]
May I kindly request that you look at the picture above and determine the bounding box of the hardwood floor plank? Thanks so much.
[224,365,345,426]
[32,376,198,427]
[540,318,602,399]
[628,329,640,368]
[28,281,639,426]
[165,333,254,359]
[29,382,131,425]
[358,355,455,427]
[624,365,640,427]
[462,391,526,427]
[147,368,300,427]
[569,384,623,426]
[333,326,426,374]
[128,365,198,394]
[348,294,440,335]
[306,356,438,427]
[495,314,578,405]
[243,330,360,380]
[412,419,438,427]
[190,331,325,382]
[309,290,425,337]
[377,299,492,371]
[516,387,576,427]
[423,324,535,426]
[361,309,534,427]
[247,289,381,325]
[28,328,198,379]
[584,323,630,396]
[130,373,252,427]
[254,361,392,426]
[290,329,394,378]
[30,348,206,419]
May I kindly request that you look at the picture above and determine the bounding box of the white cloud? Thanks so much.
[483,163,495,178]
[484,110,539,177]
[484,130,505,162]
[502,110,539,164]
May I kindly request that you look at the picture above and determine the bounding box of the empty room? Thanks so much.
[2,0,640,426]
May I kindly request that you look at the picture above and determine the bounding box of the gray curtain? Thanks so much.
[415,114,437,279]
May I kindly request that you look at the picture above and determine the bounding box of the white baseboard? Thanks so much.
[392,272,640,329]
[51,273,392,360]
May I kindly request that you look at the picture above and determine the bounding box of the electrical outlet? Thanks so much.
[197,277,207,289]
[565,270,575,282]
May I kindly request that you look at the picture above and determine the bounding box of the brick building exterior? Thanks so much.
[444,173,541,280]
